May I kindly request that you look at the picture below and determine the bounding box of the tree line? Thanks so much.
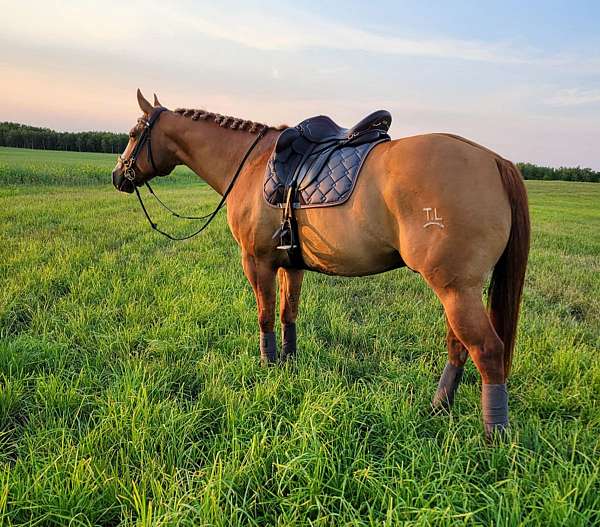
[1,121,598,182]
[516,162,599,183]
[0,121,128,154]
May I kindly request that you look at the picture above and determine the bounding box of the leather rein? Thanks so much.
[120,107,267,241]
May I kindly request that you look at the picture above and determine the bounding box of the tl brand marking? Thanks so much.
[423,207,444,229]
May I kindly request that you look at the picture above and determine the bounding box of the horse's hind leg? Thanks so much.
[436,286,508,437]
[432,318,469,411]
[278,268,304,362]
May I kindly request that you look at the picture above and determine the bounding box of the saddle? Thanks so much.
[264,110,391,258]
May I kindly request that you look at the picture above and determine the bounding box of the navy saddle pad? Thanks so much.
[264,110,391,209]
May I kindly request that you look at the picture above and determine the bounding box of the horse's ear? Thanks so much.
[137,89,153,114]
[153,93,163,107]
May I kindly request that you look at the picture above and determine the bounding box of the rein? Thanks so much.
[124,110,267,240]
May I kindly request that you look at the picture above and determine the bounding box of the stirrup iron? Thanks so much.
[274,186,298,251]
[274,217,297,250]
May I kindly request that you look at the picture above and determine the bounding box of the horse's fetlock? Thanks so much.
[258,314,275,333]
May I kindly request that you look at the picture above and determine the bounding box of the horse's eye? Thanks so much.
[129,131,136,138]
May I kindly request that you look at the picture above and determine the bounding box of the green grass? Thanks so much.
[0,147,195,186]
[0,150,599,525]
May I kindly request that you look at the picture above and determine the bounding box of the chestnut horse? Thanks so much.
[112,90,530,437]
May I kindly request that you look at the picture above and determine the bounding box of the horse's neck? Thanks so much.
[166,115,270,195]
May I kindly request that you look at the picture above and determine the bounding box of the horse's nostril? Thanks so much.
[112,169,121,188]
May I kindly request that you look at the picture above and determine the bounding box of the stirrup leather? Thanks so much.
[273,186,298,251]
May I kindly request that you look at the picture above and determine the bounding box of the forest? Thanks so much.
[0,121,128,154]
[1,121,598,182]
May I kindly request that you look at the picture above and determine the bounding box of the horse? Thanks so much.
[112,90,530,438]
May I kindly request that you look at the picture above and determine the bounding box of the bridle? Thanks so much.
[119,106,267,241]
[119,106,169,185]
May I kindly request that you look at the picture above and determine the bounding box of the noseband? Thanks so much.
[119,106,168,184]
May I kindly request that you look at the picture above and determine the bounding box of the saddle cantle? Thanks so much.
[264,110,391,257]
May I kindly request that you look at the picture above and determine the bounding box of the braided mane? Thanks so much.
[174,108,285,134]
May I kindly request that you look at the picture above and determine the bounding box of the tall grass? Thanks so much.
[0,153,599,525]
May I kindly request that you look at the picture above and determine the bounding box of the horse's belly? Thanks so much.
[298,223,403,276]
[295,166,401,276]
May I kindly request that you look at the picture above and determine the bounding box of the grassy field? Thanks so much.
[0,148,599,525]
[0,147,195,186]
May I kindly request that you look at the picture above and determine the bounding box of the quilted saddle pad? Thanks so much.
[263,112,391,209]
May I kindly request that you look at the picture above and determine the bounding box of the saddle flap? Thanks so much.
[291,135,313,155]
[275,127,301,152]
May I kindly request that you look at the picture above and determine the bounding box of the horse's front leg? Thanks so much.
[278,268,304,362]
[242,252,278,365]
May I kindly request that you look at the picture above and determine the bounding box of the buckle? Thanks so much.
[124,168,136,181]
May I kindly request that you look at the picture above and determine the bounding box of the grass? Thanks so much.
[0,147,195,186]
[0,149,599,525]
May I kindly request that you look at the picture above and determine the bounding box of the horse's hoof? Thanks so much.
[260,351,277,367]
[482,383,509,442]
[260,358,277,367]
[432,363,464,411]
[431,388,454,414]
[260,332,277,366]
[430,400,451,416]
[281,324,296,364]
[279,349,296,364]
[484,423,511,443]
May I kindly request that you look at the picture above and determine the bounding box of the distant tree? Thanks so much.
[0,121,598,181]
[0,121,128,154]
[516,162,599,183]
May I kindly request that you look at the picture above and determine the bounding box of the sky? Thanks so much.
[2,0,600,168]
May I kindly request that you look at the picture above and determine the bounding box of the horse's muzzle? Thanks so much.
[112,169,135,193]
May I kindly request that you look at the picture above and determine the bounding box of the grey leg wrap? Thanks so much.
[280,323,297,362]
[482,383,509,437]
[432,362,464,411]
[260,332,277,365]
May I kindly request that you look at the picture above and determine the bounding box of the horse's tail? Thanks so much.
[488,158,530,377]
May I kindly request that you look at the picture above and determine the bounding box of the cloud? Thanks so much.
[161,4,533,64]
[544,88,600,107]
[2,1,595,71]
[3,1,600,169]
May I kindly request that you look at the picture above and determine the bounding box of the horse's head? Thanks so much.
[112,89,176,193]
